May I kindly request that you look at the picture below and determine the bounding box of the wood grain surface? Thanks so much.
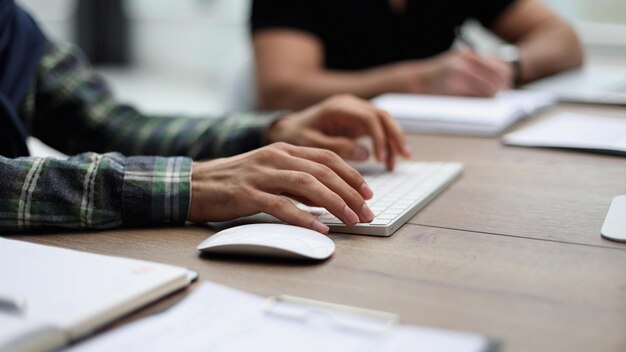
[6,103,626,352]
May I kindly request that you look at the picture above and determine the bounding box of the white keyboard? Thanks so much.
[315,162,463,236]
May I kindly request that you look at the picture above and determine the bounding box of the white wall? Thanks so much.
[18,0,254,113]
[18,0,75,41]
[544,0,626,50]
[125,1,251,79]
[546,0,626,24]
[18,0,252,76]
[20,0,626,75]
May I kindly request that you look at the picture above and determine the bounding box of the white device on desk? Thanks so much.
[601,195,626,242]
[315,161,463,236]
[523,67,626,105]
[197,223,335,260]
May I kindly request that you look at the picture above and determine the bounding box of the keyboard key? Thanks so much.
[315,162,463,236]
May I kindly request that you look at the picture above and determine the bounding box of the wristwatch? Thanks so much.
[498,44,522,87]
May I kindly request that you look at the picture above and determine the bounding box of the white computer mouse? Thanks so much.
[197,223,335,260]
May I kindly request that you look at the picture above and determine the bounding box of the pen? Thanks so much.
[0,294,27,313]
[454,26,476,51]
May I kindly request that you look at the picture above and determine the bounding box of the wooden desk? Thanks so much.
[10,103,626,352]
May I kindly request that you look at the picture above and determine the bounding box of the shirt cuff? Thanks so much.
[121,156,192,226]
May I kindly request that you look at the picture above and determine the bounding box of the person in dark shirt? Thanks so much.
[250,0,584,109]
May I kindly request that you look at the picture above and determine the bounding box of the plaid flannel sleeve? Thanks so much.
[0,153,191,233]
[25,40,283,159]
[0,41,284,233]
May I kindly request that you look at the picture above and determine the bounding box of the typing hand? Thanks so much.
[267,94,412,171]
[421,48,513,97]
[188,142,375,233]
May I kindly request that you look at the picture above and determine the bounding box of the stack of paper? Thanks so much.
[373,90,555,136]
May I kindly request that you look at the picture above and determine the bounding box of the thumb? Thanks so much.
[305,131,369,161]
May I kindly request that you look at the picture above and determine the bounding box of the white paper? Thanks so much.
[68,282,489,352]
[0,238,191,339]
[502,113,626,154]
[0,314,66,352]
[372,90,554,136]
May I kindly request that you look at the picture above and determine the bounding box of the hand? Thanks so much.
[416,48,513,97]
[188,142,375,233]
[267,94,412,170]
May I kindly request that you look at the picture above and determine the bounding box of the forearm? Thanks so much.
[29,41,282,159]
[0,153,191,233]
[47,107,282,160]
[491,0,585,84]
[516,21,584,83]
[259,62,425,110]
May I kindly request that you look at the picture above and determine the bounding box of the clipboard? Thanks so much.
[264,295,399,334]
[68,282,501,352]
[263,294,501,352]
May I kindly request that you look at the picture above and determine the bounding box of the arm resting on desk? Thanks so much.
[490,0,584,84]
[0,153,191,233]
[2,41,283,233]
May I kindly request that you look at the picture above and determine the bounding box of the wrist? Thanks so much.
[188,160,218,222]
[392,60,438,94]
[361,61,423,94]
[265,112,294,145]
[188,162,202,222]
[499,44,522,86]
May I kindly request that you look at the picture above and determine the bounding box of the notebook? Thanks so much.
[502,112,626,155]
[0,238,196,352]
[68,281,499,352]
[372,90,555,136]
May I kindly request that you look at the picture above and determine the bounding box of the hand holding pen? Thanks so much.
[397,27,514,97]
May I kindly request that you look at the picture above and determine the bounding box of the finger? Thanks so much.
[489,59,514,88]
[463,53,506,91]
[482,58,513,89]
[282,145,373,200]
[346,98,399,164]
[457,67,499,97]
[377,109,411,158]
[275,155,373,222]
[350,99,402,162]
[385,139,396,171]
[461,50,501,77]
[265,170,363,225]
[254,193,329,234]
[335,104,387,162]
[303,130,370,161]
[286,195,320,208]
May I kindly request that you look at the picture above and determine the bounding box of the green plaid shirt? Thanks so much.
[0,40,281,233]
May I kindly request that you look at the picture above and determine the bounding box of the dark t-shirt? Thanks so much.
[250,0,515,70]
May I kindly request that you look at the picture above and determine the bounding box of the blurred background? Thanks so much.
[18,0,626,115]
